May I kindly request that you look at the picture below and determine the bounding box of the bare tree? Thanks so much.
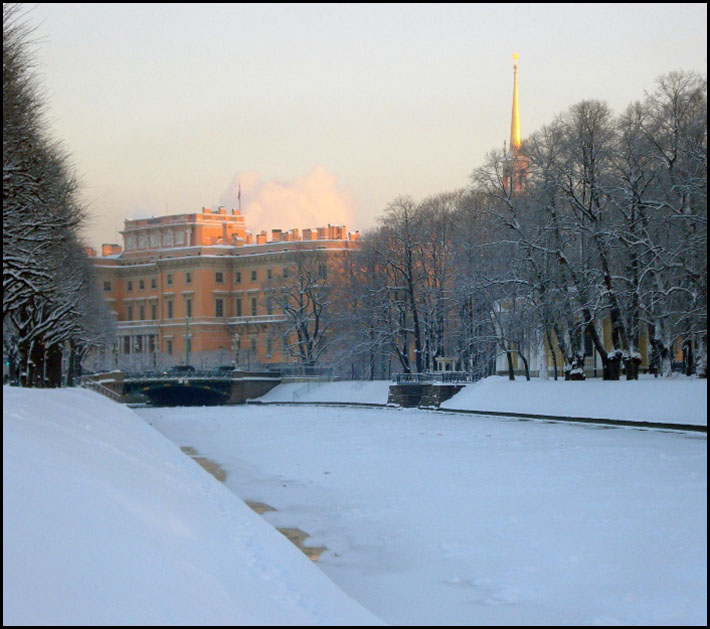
[268,250,338,370]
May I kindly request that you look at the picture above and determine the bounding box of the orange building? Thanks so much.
[89,207,359,371]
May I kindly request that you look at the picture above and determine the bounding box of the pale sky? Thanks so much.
[23,3,708,247]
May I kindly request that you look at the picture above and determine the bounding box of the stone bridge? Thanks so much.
[82,369,281,406]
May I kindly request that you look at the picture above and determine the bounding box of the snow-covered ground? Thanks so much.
[257,379,392,405]
[257,375,707,427]
[4,377,707,625]
[2,386,383,626]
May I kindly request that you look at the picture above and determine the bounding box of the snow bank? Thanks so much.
[441,375,707,426]
[254,376,706,427]
[255,380,391,405]
[2,386,384,626]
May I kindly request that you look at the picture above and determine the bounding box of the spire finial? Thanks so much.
[510,52,522,151]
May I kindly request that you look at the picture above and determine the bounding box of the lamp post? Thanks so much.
[185,316,190,367]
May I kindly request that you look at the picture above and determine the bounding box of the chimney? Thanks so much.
[101,243,122,257]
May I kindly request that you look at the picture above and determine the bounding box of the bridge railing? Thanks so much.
[392,371,480,384]
[80,378,123,402]
[123,369,233,380]
[122,367,283,381]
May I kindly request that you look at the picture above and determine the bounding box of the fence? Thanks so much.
[393,371,480,384]
[80,378,123,402]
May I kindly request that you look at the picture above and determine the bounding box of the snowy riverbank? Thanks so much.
[2,386,384,626]
[255,375,707,427]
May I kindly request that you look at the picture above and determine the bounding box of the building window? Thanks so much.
[103,281,112,292]
[167,300,173,319]
[318,264,327,279]
[250,335,257,353]
[267,268,273,280]
[250,269,257,282]
[235,271,242,283]
[251,296,258,316]
[150,303,157,320]
[148,335,156,353]
[123,337,131,354]
[282,267,289,279]
[127,305,133,321]
[215,298,224,317]
[139,305,145,320]
[166,273,173,286]
[135,336,143,353]
[267,298,273,316]
[151,278,157,289]
[266,335,273,357]
[235,297,242,317]
[185,272,192,284]
[138,279,145,290]
[186,298,192,318]
[126,280,133,291]
[166,339,173,355]
[215,271,224,283]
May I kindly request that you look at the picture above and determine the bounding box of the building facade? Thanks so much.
[89,207,359,371]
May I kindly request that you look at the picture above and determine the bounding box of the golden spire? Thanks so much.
[510,52,522,152]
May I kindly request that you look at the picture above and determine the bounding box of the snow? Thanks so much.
[2,386,383,626]
[441,375,707,426]
[258,375,707,427]
[3,376,707,625]
[141,401,707,626]
[256,379,391,404]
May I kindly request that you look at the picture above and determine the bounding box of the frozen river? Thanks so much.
[138,404,707,626]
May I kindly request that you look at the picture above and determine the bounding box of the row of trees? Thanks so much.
[473,70,706,380]
[294,71,706,381]
[3,5,115,387]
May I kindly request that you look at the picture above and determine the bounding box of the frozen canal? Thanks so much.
[138,404,707,626]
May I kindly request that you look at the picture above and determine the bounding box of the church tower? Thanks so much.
[510,52,522,153]
[503,52,529,194]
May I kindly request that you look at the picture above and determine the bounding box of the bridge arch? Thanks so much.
[138,382,230,406]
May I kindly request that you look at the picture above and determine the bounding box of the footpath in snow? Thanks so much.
[256,375,707,428]
[2,386,384,626]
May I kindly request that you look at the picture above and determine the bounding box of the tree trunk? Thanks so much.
[546,330,558,380]
[605,351,622,380]
[517,351,531,381]
[505,350,515,381]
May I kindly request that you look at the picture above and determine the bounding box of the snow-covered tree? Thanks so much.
[3,4,115,387]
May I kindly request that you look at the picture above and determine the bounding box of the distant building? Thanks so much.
[89,206,359,371]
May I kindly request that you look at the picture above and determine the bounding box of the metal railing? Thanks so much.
[121,366,283,381]
[279,365,335,379]
[122,368,234,380]
[393,371,480,384]
[80,378,123,402]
